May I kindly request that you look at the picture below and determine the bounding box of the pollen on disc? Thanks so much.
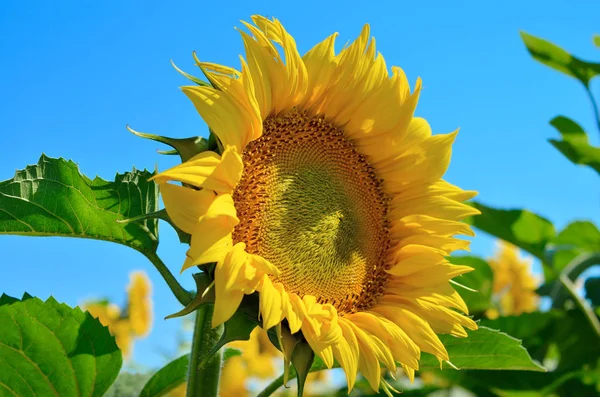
[232,109,391,314]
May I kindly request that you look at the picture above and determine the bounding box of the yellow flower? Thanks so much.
[229,327,280,378]
[127,271,153,337]
[488,241,538,317]
[154,15,478,392]
[85,302,121,327]
[85,303,134,356]
[220,355,249,397]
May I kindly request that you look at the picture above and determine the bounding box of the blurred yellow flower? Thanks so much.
[127,271,153,337]
[83,270,153,358]
[487,241,538,318]
[220,355,249,397]
[85,303,134,356]
[229,327,281,379]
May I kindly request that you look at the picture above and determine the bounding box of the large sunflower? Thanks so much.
[154,15,479,391]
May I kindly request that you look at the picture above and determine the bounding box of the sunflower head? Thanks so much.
[154,15,479,392]
[487,241,538,317]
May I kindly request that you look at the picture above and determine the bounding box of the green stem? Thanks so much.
[584,85,600,135]
[559,274,600,339]
[550,252,600,341]
[145,251,192,306]
[256,374,286,397]
[187,305,224,397]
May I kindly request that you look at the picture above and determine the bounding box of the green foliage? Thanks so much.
[0,294,122,397]
[520,32,600,86]
[419,327,545,371]
[585,277,600,306]
[139,355,188,397]
[466,202,555,262]
[549,116,600,175]
[449,256,494,313]
[0,155,159,255]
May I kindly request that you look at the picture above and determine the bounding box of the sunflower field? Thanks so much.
[1,7,599,397]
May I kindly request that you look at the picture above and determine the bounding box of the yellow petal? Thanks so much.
[349,311,420,370]
[159,183,215,234]
[183,194,238,271]
[152,146,243,194]
[373,305,449,361]
[301,32,339,112]
[346,321,382,391]
[335,319,360,391]
[182,85,259,151]
[259,275,283,330]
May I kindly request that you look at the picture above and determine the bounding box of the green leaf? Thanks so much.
[449,256,494,313]
[585,277,600,306]
[553,220,600,252]
[466,202,555,262]
[203,306,258,361]
[548,221,600,274]
[594,35,600,49]
[549,116,600,176]
[419,327,545,371]
[223,348,242,361]
[553,309,600,371]
[521,32,600,85]
[480,312,561,360]
[0,155,159,254]
[139,355,188,397]
[480,312,560,342]
[0,293,122,397]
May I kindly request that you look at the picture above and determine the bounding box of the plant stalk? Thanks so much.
[145,251,193,306]
[187,305,224,397]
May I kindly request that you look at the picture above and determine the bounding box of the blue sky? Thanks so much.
[1,0,599,369]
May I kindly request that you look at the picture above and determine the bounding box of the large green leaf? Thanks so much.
[553,220,600,253]
[419,327,545,371]
[0,294,122,397]
[466,202,555,263]
[480,312,561,360]
[549,220,600,273]
[139,355,188,397]
[449,256,494,314]
[549,116,600,176]
[0,155,159,254]
[521,32,600,86]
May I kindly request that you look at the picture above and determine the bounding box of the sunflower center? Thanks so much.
[232,109,390,313]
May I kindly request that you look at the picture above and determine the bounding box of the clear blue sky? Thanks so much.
[1,0,599,369]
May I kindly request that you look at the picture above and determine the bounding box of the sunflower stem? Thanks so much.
[145,251,193,306]
[187,305,224,397]
[256,374,286,397]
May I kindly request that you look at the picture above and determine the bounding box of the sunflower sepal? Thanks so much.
[165,272,213,320]
[201,303,261,367]
[290,340,315,397]
[127,125,212,162]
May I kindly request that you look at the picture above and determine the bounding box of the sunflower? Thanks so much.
[487,241,538,318]
[154,15,479,392]
[127,271,153,337]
